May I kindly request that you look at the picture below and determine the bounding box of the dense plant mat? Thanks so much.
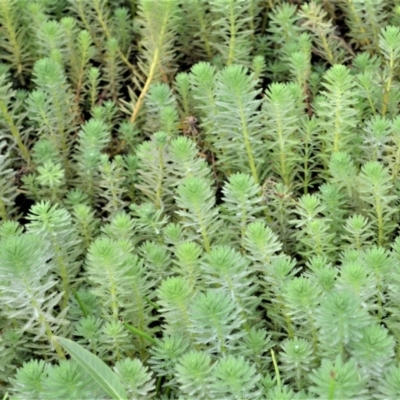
[3,0,400,398]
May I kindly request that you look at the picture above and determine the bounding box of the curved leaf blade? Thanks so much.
[53,336,127,400]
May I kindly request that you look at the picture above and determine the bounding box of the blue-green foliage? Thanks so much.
[3,1,400,400]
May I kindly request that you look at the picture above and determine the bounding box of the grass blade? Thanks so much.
[53,336,127,400]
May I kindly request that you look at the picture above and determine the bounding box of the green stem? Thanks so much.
[276,112,290,186]
[382,50,394,116]
[374,195,384,246]
[195,208,211,253]
[0,100,30,164]
[271,349,281,389]
[194,3,212,58]
[239,105,259,184]
[28,293,65,359]
[328,372,336,400]
[74,291,88,317]
[0,198,8,221]
[155,146,165,209]
[227,0,236,65]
